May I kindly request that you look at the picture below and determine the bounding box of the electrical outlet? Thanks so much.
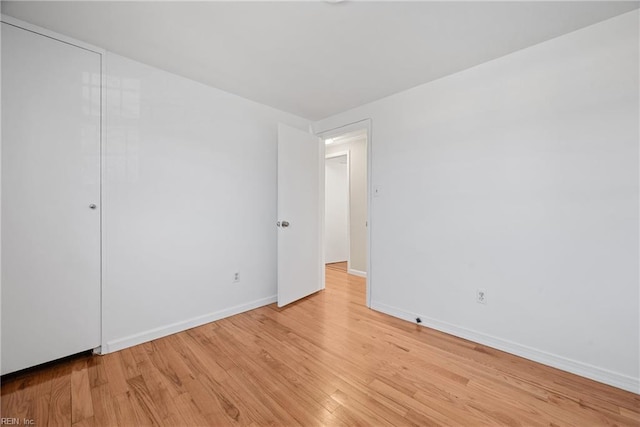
[477,288,487,304]
[233,271,240,283]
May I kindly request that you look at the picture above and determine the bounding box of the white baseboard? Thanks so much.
[370,301,639,394]
[103,295,277,354]
[348,268,367,278]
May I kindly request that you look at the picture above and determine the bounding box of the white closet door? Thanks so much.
[1,22,101,374]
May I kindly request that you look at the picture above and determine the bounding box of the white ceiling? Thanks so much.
[3,1,637,120]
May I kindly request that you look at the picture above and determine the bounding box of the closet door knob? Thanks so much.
[89,204,97,209]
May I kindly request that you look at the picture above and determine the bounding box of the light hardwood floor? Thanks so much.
[326,262,348,272]
[2,267,639,426]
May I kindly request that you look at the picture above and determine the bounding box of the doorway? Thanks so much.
[321,124,370,304]
[276,120,371,309]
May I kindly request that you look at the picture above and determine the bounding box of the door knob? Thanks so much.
[281,221,290,228]
[89,204,97,209]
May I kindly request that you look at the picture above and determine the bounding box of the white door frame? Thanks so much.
[325,150,351,269]
[315,119,372,308]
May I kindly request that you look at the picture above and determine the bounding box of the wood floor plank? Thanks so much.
[118,348,141,380]
[167,333,230,384]
[208,323,337,426]
[0,375,34,424]
[71,359,94,424]
[125,375,165,426]
[237,313,414,425]
[132,342,186,422]
[180,375,238,425]
[90,384,118,427]
[48,363,73,427]
[167,392,215,427]
[101,353,129,397]
[86,356,108,389]
[111,391,140,426]
[72,415,96,427]
[221,366,302,426]
[2,265,638,426]
[140,340,190,397]
[196,369,254,426]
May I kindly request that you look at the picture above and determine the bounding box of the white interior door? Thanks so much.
[1,22,102,374]
[277,124,323,307]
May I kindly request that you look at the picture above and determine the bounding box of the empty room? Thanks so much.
[1,1,639,426]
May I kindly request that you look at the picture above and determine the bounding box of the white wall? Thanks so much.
[326,137,368,274]
[325,155,349,264]
[103,52,308,351]
[314,11,639,393]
